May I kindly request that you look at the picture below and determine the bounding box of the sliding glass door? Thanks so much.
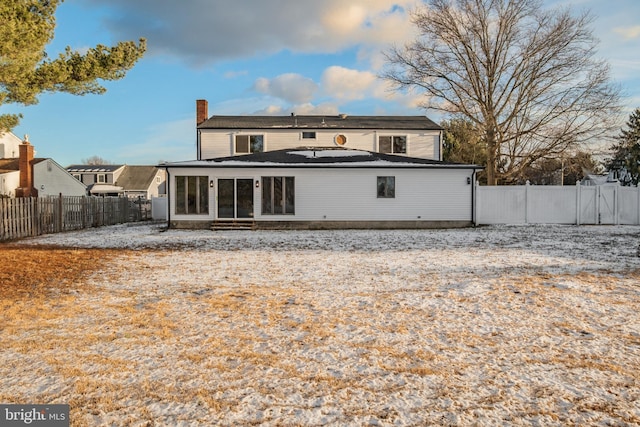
[217,178,254,219]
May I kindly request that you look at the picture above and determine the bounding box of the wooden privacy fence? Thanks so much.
[0,196,151,241]
[476,182,640,225]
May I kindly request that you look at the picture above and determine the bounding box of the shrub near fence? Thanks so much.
[0,196,151,241]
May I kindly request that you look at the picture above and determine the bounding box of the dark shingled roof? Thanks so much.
[66,164,124,173]
[115,166,159,190]
[165,148,482,169]
[198,115,442,131]
[0,158,46,174]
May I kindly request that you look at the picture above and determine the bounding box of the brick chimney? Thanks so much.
[15,135,38,198]
[196,99,208,125]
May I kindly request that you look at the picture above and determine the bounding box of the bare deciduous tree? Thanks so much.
[384,0,621,185]
[82,156,113,165]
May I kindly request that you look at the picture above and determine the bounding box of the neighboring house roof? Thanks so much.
[163,147,482,169]
[115,166,158,191]
[0,158,47,174]
[0,158,20,174]
[198,115,443,131]
[67,164,124,173]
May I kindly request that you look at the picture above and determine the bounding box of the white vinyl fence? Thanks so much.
[476,182,640,225]
[151,196,167,221]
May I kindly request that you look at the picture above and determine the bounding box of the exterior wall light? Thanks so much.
[255,180,260,188]
[209,180,214,188]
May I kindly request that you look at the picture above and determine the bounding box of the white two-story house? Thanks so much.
[196,101,443,161]
[160,100,481,230]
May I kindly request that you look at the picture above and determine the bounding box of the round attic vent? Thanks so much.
[335,134,347,146]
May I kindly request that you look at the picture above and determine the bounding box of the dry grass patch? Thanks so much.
[0,245,124,298]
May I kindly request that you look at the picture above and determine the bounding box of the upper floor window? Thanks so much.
[236,135,264,154]
[97,174,106,183]
[379,136,407,154]
[302,132,316,139]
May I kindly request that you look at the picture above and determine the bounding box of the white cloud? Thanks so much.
[253,74,319,104]
[235,65,424,116]
[321,66,379,101]
[614,26,640,40]
[82,0,420,65]
[224,70,248,79]
[252,103,339,116]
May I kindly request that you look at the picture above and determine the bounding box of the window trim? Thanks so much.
[377,176,396,198]
[235,134,265,154]
[175,175,209,215]
[97,174,106,183]
[261,176,295,215]
[335,134,347,146]
[378,135,408,154]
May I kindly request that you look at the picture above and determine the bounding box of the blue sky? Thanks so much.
[5,0,640,166]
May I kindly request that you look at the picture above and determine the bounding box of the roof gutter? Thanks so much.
[161,163,484,170]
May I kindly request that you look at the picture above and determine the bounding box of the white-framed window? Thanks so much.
[261,176,295,215]
[379,135,407,154]
[175,176,209,215]
[377,176,395,198]
[72,174,81,181]
[302,131,316,140]
[235,134,264,154]
[97,174,106,183]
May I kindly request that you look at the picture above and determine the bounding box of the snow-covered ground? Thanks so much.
[4,224,640,426]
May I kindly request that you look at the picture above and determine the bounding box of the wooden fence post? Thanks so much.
[57,193,63,232]
[0,198,5,240]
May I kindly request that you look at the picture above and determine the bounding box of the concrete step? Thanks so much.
[211,220,256,231]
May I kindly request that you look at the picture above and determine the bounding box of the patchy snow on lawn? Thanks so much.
[4,224,640,426]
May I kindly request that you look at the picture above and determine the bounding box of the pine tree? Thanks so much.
[0,0,146,131]
[607,108,640,186]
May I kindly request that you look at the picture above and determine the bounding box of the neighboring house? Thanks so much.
[0,131,22,159]
[0,138,87,197]
[0,160,19,197]
[196,100,443,161]
[67,164,126,196]
[67,164,166,198]
[159,100,482,230]
[581,172,620,186]
[115,166,166,199]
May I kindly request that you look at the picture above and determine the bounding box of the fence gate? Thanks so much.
[598,186,616,224]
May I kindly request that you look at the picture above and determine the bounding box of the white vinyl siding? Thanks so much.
[167,166,473,223]
[34,161,87,197]
[410,133,441,159]
[200,129,441,160]
[283,168,472,222]
[200,132,234,159]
